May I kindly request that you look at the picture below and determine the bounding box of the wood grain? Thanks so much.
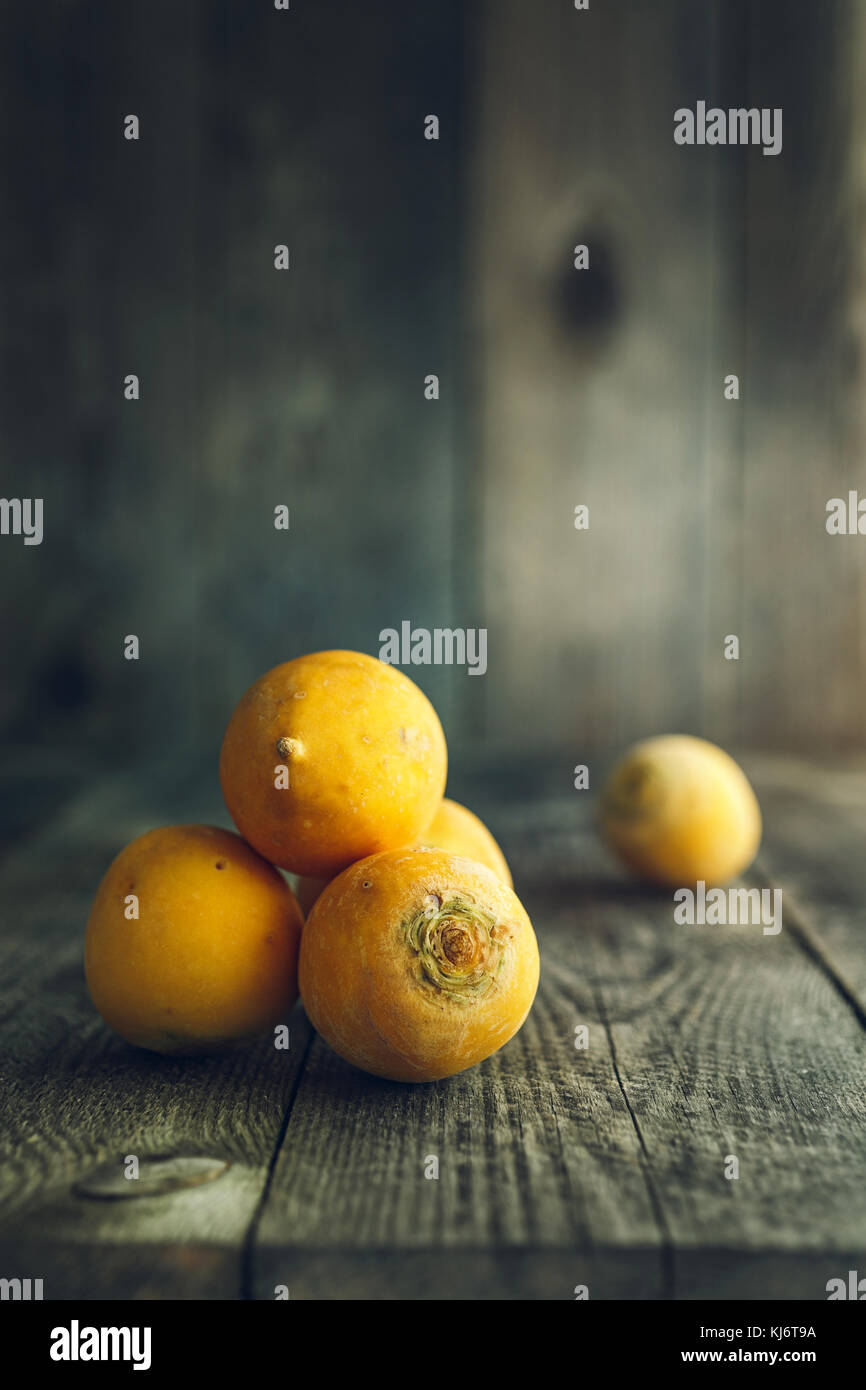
[466,0,866,755]
[0,767,312,1299]
[0,0,464,759]
[467,0,729,755]
[738,0,866,749]
[252,772,866,1300]
[746,751,866,1016]
[2,759,866,1299]
[253,928,665,1299]
[1,2,864,763]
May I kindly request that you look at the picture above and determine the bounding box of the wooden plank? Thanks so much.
[739,0,866,749]
[585,882,866,1298]
[507,780,866,1298]
[4,760,865,1299]
[0,1,203,750]
[253,955,666,1300]
[0,0,466,760]
[253,772,866,1299]
[0,1171,274,1302]
[745,751,866,1017]
[191,0,468,745]
[695,0,750,748]
[466,0,866,756]
[2,2,865,773]
[0,769,312,1299]
[466,0,730,756]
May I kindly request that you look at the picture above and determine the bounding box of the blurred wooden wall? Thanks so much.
[1,0,864,769]
[0,0,465,761]
[467,0,866,757]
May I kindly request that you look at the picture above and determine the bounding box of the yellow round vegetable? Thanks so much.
[299,849,539,1082]
[295,795,512,916]
[85,825,303,1054]
[219,650,447,878]
[599,734,761,887]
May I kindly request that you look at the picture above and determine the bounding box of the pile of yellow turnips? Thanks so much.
[85,650,762,1083]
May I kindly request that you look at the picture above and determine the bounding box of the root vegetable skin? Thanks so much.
[85,824,303,1054]
[599,734,762,887]
[417,797,512,887]
[219,650,447,878]
[299,849,539,1082]
[295,795,512,917]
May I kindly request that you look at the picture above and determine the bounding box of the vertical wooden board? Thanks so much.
[695,1,751,747]
[740,0,866,749]
[0,1,467,761]
[189,0,466,754]
[0,2,85,736]
[467,0,730,757]
[0,2,203,751]
[852,0,866,466]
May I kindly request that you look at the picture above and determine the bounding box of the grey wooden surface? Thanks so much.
[3,0,866,768]
[1,753,864,1300]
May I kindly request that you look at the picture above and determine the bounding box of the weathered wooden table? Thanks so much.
[1,753,864,1300]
